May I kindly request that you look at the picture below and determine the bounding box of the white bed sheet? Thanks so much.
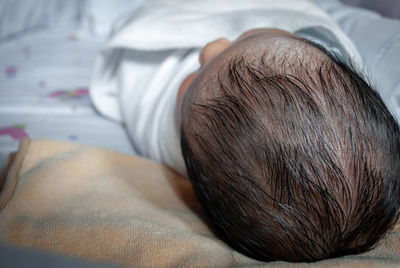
[0,27,136,170]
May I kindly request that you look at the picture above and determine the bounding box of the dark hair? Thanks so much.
[180,43,400,262]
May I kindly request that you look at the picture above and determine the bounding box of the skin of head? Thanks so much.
[177,29,306,123]
[178,28,400,262]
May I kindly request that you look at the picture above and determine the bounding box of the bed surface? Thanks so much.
[341,0,400,19]
[0,19,136,171]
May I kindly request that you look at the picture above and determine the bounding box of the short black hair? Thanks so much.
[180,42,400,262]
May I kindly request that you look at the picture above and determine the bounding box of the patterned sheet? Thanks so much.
[0,27,135,170]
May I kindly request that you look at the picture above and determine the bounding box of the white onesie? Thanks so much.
[90,0,363,176]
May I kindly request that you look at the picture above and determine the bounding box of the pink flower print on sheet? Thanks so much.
[38,81,46,88]
[0,125,29,140]
[5,66,17,78]
[21,45,31,58]
[48,87,89,101]
[66,34,79,42]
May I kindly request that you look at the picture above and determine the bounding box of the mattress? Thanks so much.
[0,13,137,171]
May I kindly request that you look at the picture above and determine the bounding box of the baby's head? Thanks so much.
[177,28,400,262]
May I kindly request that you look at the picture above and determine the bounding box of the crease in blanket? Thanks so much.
[0,138,30,211]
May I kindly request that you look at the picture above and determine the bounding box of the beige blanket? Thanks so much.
[1,138,399,267]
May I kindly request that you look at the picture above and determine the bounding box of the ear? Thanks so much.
[199,38,231,67]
